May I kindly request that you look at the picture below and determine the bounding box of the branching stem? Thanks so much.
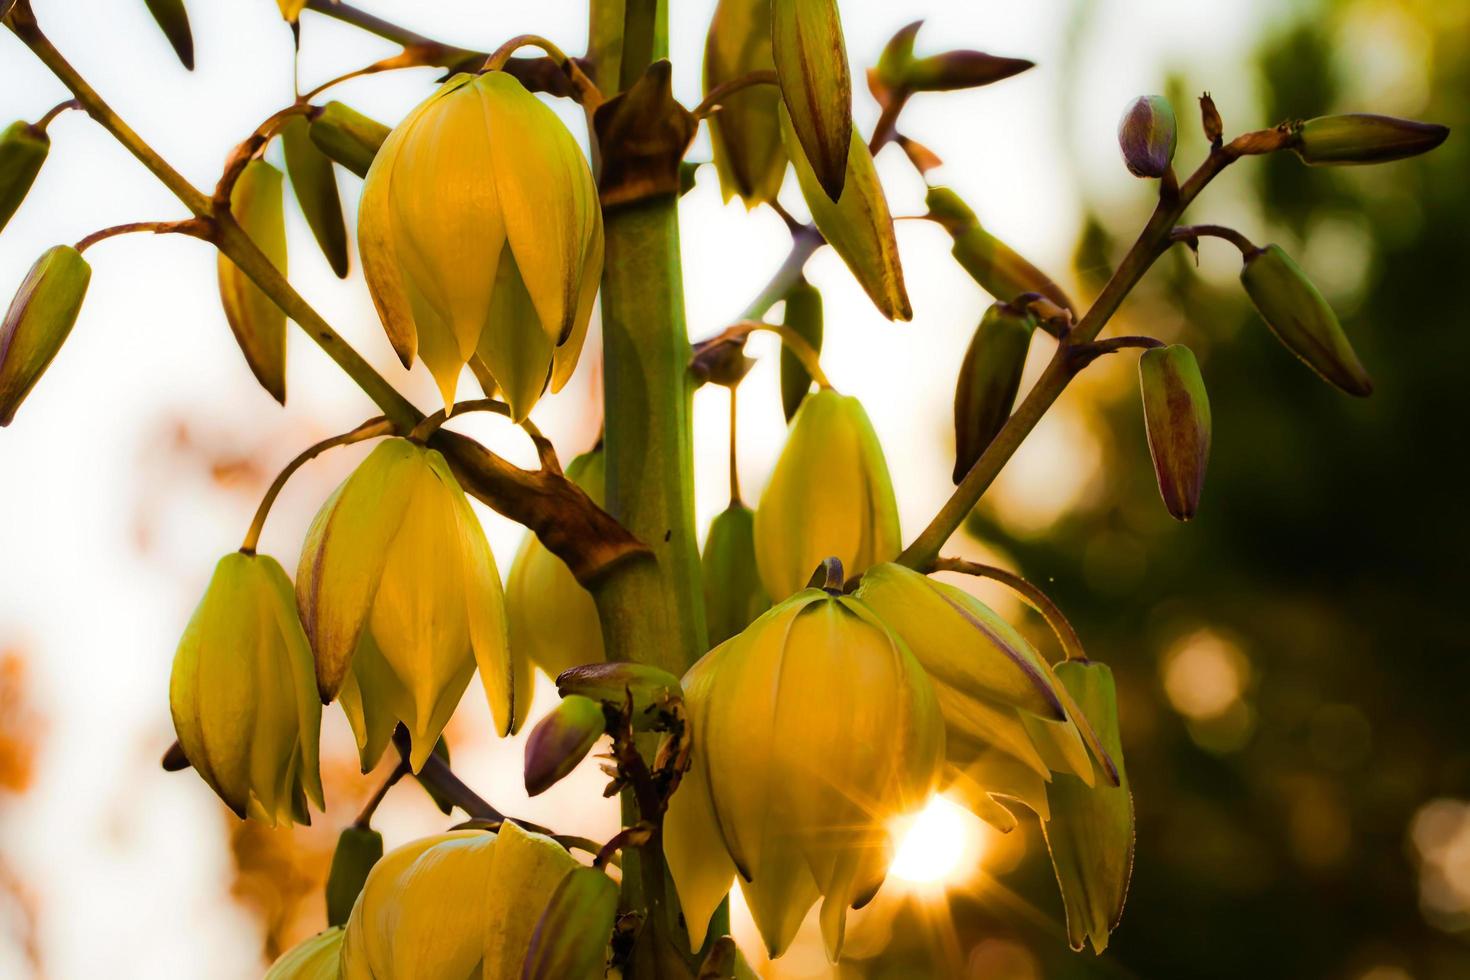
[74,217,211,254]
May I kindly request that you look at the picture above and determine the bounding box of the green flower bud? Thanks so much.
[281,115,348,278]
[771,0,852,201]
[217,159,288,403]
[309,101,389,179]
[1138,344,1211,521]
[875,22,1034,95]
[506,450,605,682]
[1118,95,1177,178]
[0,120,49,234]
[326,826,384,928]
[702,502,771,646]
[754,390,901,601]
[341,824,579,979]
[780,105,909,320]
[704,0,787,207]
[523,695,606,797]
[1240,244,1372,396]
[1041,660,1134,954]
[296,438,522,770]
[264,927,344,980]
[952,303,1034,484]
[1293,113,1449,166]
[555,661,683,732]
[664,588,944,959]
[359,71,602,417]
[522,866,619,980]
[169,552,323,825]
[927,186,1075,314]
[0,244,90,426]
[779,277,823,421]
[874,21,922,92]
[142,0,194,70]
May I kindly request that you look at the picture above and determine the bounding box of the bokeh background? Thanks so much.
[1,0,1467,977]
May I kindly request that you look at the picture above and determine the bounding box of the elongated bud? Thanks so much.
[521,867,618,980]
[704,0,787,207]
[927,187,1075,315]
[281,116,348,278]
[1240,244,1372,396]
[218,159,288,403]
[906,51,1035,93]
[1292,113,1449,166]
[143,0,194,70]
[524,695,606,796]
[1138,345,1210,521]
[771,0,852,201]
[1041,660,1134,954]
[0,245,90,426]
[781,106,910,320]
[556,662,683,731]
[703,503,772,646]
[326,826,383,927]
[0,120,49,233]
[309,102,388,179]
[779,277,823,420]
[1199,92,1223,146]
[953,303,1034,484]
[1118,95,1177,178]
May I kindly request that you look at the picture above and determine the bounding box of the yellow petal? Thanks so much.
[475,246,554,421]
[480,822,580,976]
[337,630,405,773]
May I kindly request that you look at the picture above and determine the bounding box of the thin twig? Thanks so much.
[728,386,741,506]
[353,759,408,829]
[692,69,778,118]
[74,217,211,254]
[931,556,1088,662]
[33,97,79,133]
[407,397,561,473]
[1169,223,1257,255]
[213,102,314,209]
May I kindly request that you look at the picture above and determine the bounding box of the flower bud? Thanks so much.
[704,0,787,207]
[1292,113,1448,166]
[873,20,922,93]
[926,186,1075,314]
[326,826,384,928]
[854,563,1120,831]
[779,277,823,421]
[771,0,852,201]
[703,502,771,646]
[953,303,1034,484]
[0,120,48,233]
[507,450,605,681]
[754,390,901,601]
[281,115,348,278]
[265,927,344,980]
[522,866,619,980]
[1240,244,1372,396]
[0,244,90,426]
[664,587,944,959]
[142,0,194,70]
[169,552,323,825]
[555,661,683,731]
[296,438,521,771]
[218,159,288,403]
[524,694,606,797]
[904,50,1035,93]
[780,106,909,320]
[1117,95,1177,178]
[309,101,388,179]
[359,71,602,417]
[1040,660,1133,954]
[341,823,579,979]
[1138,344,1210,521]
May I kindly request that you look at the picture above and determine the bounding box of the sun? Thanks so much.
[889,795,989,888]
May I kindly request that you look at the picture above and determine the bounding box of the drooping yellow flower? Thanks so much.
[264,927,343,980]
[296,438,523,772]
[664,583,944,960]
[340,823,613,980]
[359,71,602,419]
[169,552,323,826]
[754,390,900,601]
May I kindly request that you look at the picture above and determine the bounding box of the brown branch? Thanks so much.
[931,556,1088,662]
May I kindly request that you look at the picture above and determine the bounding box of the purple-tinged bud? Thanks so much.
[1292,113,1449,166]
[0,244,90,426]
[1118,96,1177,178]
[523,695,606,797]
[555,661,683,731]
[1138,345,1211,521]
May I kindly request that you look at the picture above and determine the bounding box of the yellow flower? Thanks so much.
[264,927,343,979]
[296,438,523,772]
[359,71,602,418]
[664,584,943,960]
[168,552,322,826]
[754,390,900,601]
